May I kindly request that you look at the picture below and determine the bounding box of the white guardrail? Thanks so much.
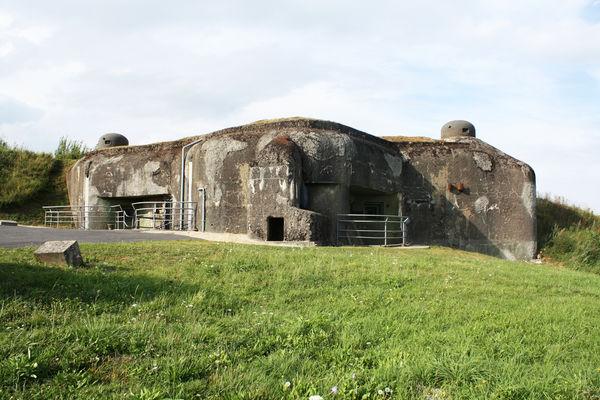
[43,205,125,229]
[131,201,197,231]
[43,201,198,231]
[337,214,410,246]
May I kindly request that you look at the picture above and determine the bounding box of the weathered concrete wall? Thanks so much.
[66,118,536,259]
[183,119,404,242]
[392,137,536,260]
[246,134,328,242]
[67,140,184,228]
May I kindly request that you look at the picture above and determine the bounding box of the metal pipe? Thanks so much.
[198,188,206,232]
[384,217,388,246]
[179,139,203,229]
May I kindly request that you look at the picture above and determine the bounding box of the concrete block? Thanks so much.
[0,220,17,226]
[34,240,84,267]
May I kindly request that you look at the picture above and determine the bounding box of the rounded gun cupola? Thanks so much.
[96,133,129,149]
[441,120,476,139]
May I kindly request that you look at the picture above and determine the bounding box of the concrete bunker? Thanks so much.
[64,118,537,260]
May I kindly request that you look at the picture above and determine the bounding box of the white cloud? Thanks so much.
[0,41,13,56]
[14,25,54,45]
[0,11,13,30]
[0,96,43,124]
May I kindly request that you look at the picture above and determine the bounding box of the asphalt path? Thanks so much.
[0,225,201,248]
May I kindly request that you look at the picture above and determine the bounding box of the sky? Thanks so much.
[0,1,599,211]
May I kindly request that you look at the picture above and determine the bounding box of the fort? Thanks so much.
[66,117,536,259]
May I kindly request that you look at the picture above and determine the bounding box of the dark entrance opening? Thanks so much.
[364,202,384,215]
[267,217,284,241]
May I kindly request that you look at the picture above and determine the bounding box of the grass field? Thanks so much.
[1,242,600,399]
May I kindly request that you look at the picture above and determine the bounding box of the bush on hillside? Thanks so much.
[544,227,600,273]
[0,144,57,208]
[54,136,89,160]
[537,195,600,273]
[536,195,599,248]
[0,139,80,223]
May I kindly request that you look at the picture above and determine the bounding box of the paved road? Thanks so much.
[0,225,201,248]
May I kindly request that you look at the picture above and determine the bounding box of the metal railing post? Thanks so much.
[384,217,388,246]
[200,188,206,232]
[402,219,406,246]
[336,215,339,245]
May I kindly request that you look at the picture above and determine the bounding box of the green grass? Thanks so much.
[2,242,600,399]
[0,142,75,225]
[536,195,600,273]
[537,195,599,249]
[0,146,56,208]
[544,228,600,274]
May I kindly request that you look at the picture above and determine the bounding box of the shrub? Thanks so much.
[54,136,89,160]
[544,227,600,273]
[0,145,56,208]
[536,194,599,249]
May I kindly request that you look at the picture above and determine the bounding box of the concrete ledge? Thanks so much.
[139,229,431,250]
[388,245,430,250]
[0,220,17,226]
[142,229,315,247]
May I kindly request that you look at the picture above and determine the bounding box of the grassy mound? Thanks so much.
[543,228,600,273]
[1,242,600,399]
[537,195,599,249]
[0,145,56,208]
[537,195,600,272]
[0,139,83,225]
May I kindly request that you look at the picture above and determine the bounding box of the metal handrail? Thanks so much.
[111,205,132,230]
[43,205,119,229]
[43,201,198,231]
[131,201,197,231]
[336,213,410,247]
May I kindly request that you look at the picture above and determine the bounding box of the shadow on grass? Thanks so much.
[0,260,196,305]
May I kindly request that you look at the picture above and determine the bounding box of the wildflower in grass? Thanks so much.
[309,396,323,400]
[283,381,291,390]
[351,372,356,380]
[330,386,338,395]
[384,387,392,394]
[378,389,384,396]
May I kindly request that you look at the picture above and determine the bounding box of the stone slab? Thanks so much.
[0,220,17,226]
[34,240,84,267]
